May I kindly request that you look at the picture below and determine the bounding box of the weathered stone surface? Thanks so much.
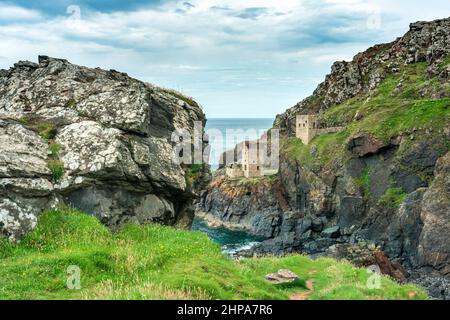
[0,120,50,178]
[265,269,298,284]
[347,134,387,157]
[0,57,209,240]
[322,226,340,238]
[417,152,450,275]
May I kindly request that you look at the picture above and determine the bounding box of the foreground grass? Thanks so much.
[0,209,427,300]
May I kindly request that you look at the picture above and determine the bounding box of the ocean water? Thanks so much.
[205,118,274,169]
[191,218,264,258]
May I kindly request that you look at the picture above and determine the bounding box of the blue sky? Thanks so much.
[0,1,449,118]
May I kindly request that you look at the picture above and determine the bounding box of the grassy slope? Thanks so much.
[283,60,450,171]
[0,209,427,300]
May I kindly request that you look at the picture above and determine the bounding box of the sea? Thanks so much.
[191,218,264,258]
[192,118,274,256]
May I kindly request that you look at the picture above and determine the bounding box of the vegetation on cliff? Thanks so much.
[0,209,427,300]
[282,58,450,172]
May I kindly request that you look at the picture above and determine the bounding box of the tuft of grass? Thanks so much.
[160,88,197,107]
[16,116,58,140]
[354,169,371,199]
[47,160,65,182]
[0,209,428,300]
[66,99,77,108]
[37,122,57,140]
[439,54,450,69]
[378,188,408,209]
[185,163,204,189]
[49,142,62,159]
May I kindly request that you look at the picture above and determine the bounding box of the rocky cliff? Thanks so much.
[0,56,209,241]
[197,171,288,238]
[197,18,450,296]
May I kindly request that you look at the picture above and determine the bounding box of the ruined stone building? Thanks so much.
[225,140,262,178]
[296,114,343,145]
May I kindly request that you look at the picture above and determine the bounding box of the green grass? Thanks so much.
[159,88,197,107]
[184,164,204,189]
[354,169,371,199]
[36,122,57,140]
[66,99,77,108]
[49,142,62,159]
[282,129,350,170]
[17,116,58,140]
[378,188,408,209]
[0,209,427,300]
[47,160,64,182]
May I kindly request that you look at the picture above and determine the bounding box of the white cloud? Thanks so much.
[0,4,41,21]
[0,1,449,117]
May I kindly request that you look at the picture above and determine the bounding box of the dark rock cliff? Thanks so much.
[0,56,209,241]
[197,171,288,238]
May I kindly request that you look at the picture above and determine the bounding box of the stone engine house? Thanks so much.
[296,114,342,145]
[225,140,262,178]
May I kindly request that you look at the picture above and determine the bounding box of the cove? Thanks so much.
[191,217,264,258]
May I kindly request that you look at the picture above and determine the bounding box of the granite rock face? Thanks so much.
[0,56,209,240]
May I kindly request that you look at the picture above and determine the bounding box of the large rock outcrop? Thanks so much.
[0,56,209,241]
[197,171,288,238]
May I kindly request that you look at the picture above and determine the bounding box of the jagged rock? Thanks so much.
[0,57,209,241]
[322,226,341,238]
[311,218,324,232]
[417,152,450,276]
[347,134,387,157]
[373,250,407,283]
[196,173,284,238]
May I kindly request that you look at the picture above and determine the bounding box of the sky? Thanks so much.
[0,1,449,118]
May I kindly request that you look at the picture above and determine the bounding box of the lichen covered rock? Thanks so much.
[0,56,208,240]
